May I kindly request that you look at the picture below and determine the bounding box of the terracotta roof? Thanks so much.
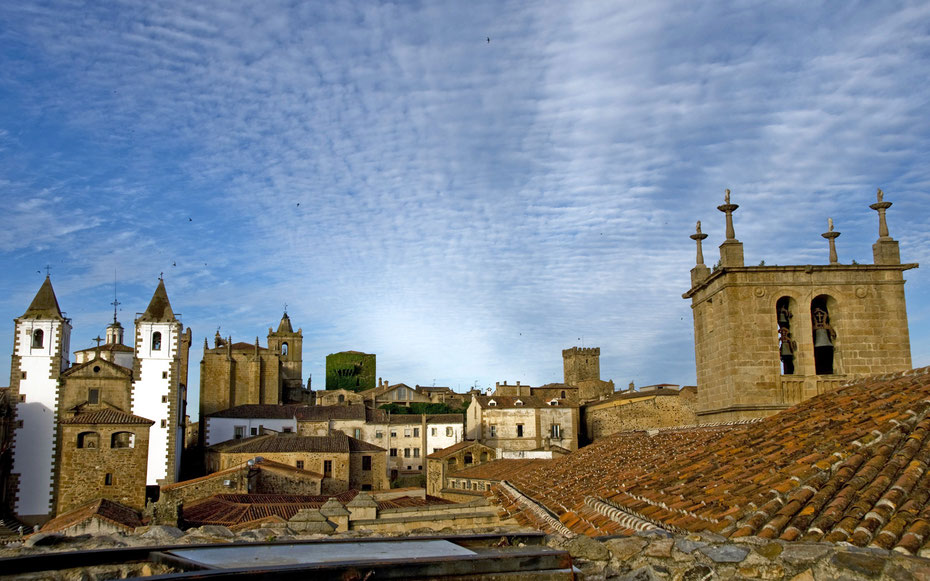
[475,395,577,409]
[207,404,300,419]
[450,459,550,481]
[74,343,135,353]
[426,440,492,459]
[209,432,384,454]
[60,408,153,425]
[360,383,415,399]
[40,499,142,533]
[63,356,133,377]
[387,413,464,425]
[137,279,177,323]
[228,341,267,351]
[183,491,359,527]
[490,366,930,554]
[21,276,64,320]
[378,495,455,509]
[162,459,324,491]
[296,404,366,421]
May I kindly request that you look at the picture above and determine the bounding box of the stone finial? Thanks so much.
[822,218,841,265]
[717,189,739,241]
[690,221,709,266]
[869,188,893,239]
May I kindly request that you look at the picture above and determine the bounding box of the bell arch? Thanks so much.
[776,296,799,375]
[811,295,838,375]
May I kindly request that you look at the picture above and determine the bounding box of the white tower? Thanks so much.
[9,276,71,523]
[132,279,186,486]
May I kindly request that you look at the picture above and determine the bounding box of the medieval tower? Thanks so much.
[132,279,191,486]
[684,189,916,422]
[8,276,71,524]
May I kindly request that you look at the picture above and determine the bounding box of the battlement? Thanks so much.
[562,347,600,358]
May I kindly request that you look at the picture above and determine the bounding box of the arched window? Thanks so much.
[447,458,457,470]
[281,342,288,355]
[812,296,837,375]
[338,394,345,403]
[561,390,566,399]
[776,297,797,375]
[479,452,489,462]
[111,431,135,449]
[152,332,162,351]
[464,453,473,465]
[32,329,44,348]
[77,431,100,449]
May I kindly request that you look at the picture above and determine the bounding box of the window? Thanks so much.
[551,424,561,439]
[464,453,473,465]
[489,425,497,438]
[390,430,397,438]
[561,390,566,399]
[431,427,437,436]
[111,432,134,448]
[472,482,478,490]
[486,483,491,491]
[446,427,453,437]
[160,419,168,428]
[234,426,246,439]
[362,456,372,471]
[32,329,44,348]
[296,460,304,469]
[354,428,361,439]
[517,424,524,438]
[282,342,288,355]
[323,460,332,477]
[21,371,26,379]
[282,426,293,433]
[250,427,258,436]
[390,448,398,457]
[162,371,168,379]
[338,394,345,403]
[161,395,169,403]
[812,295,837,375]
[152,332,162,351]
[447,458,456,469]
[88,389,100,404]
[404,429,411,437]
[77,431,99,449]
[413,448,420,458]
[104,473,113,486]
[376,431,383,439]
[480,452,489,462]
[413,427,420,437]
[404,448,411,458]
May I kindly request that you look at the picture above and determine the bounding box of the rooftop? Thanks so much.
[490,366,930,555]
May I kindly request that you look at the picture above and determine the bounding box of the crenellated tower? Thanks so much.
[8,276,71,524]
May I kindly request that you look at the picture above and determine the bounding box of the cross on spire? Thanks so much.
[111,297,121,324]
[284,302,288,314]
[45,265,51,277]
[93,336,103,348]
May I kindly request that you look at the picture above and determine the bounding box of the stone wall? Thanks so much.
[209,450,351,494]
[348,449,388,491]
[56,424,150,514]
[584,390,698,440]
[560,531,930,581]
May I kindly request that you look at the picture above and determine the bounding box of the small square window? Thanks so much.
[104,473,113,486]
[161,395,169,404]
[21,371,27,379]
[296,460,304,469]
[160,419,168,428]
[517,424,524,438]
[390,430,397,438]
[282,427,293,433]
[404,448,411,458]
[413,448,420,458]
[404,429,411,437]
[390,448,398,457]
[362,456,371,471]
[88,389,100,404]
[19,394,25,402]
[446,427,453,437]
[250,427,258,436]
[431,427,437,436]
[376,431,383,439]
[162,371,168,379]
[413,428,420,437]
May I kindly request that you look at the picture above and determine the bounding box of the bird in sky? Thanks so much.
[487,37,490,43]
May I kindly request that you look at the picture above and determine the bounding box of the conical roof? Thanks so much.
[22,276,64,320]
[137,279,177,322]
[276,312,294,333]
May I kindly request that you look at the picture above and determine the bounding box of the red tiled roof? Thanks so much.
[207,404,301,419]
[183,491,359,527]
[296,404,366,421]
[476,395,577,409]
[426,440,492,459]
[60,408,153,425]
[209,432,384,454]
[40,499,142,533]
[74,343,135,353]
[489,366,930,555]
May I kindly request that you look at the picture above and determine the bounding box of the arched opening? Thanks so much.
[152,332,162,351]
[464,453,473,465]
[32,329,44,348]
[281,342,288,355]
[338,394,345,403]
[776,297,797,375]
[811,295,837,375]
[77,431,100,449]
[479,452,489,462]
[111,431,135,449]
[561,390,566,399]
[447,458,456,470]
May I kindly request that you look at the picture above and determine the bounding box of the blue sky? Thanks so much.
[2,1,929,417]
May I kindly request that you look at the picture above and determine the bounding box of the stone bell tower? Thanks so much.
[684,189,916,423]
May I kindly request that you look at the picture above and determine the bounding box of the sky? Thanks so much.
[2,1,929,419]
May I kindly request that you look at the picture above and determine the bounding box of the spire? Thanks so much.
[716,189,744,267]
[822,218,840,265]
[870,188,902,265]
[137,279,177,323]
[277,312,294,334]
[22,276,64,320]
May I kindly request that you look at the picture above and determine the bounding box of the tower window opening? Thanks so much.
[812,296,837,375]
[77,431,100,449]
[281,342,288,355]
[32,329,44,348]
[776,297,796,375]
[152,332,162,351]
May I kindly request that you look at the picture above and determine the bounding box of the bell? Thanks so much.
[778,308,790,325]
[814,328,833,347]
[780,342,793,356]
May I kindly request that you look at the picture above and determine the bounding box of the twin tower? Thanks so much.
[6,278,190,524]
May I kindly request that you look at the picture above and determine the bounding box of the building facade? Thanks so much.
[466,395,579,453]
[684,190,917,422]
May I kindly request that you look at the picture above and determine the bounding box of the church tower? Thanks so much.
[8,276,71,524]
[267,312,304,403]
[132,279,189,486]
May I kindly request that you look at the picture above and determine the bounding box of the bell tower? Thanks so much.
[267,311,303,403]
[8,276,71,524]
[684,189,917,422]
